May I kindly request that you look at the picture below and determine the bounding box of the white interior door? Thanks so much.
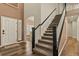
[1,16,8,46]
[1,16,17,46]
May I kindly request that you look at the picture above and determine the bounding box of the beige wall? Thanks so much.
[0,3,24,20]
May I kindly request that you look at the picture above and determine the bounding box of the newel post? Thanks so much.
[32,27,35,50]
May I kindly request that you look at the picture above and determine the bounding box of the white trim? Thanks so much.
[58,38,68,56]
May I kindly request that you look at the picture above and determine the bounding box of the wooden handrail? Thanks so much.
[35,8,56,30]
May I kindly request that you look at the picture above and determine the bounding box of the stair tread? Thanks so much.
[33,47,50,56]
[39,39,53,44]
[44,33,53,34]
[44,33,53,35]
[42,36,53,38]
[46,30,53,31]
[42,38,53,41]
[47,28,52,30]
[36,43,52,50]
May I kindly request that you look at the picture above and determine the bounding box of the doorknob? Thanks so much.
[2,30,5,34]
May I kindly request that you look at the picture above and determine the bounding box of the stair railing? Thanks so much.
[53,3,66,56]
[32,8,56,50]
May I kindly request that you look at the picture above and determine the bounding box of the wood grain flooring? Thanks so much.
[61,37,77,56]
[0,41,26,56]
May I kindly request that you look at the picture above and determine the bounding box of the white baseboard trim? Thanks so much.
[58,38,68,56]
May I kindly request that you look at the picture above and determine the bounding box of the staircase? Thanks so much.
[33,14,62,56]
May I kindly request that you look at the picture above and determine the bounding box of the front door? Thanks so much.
[1,16,17,46]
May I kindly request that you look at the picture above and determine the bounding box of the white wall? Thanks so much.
[66,3,79,11]
[41,3,57,36]
[58,3,64,14]
[67,22,72,37]
[72,21,77,38]
[24,3,41,43]
[67,16,77,38]
[41,3,64,36]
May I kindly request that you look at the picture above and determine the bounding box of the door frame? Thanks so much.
[0,16,1,46]
[17,20,22,42]
[0,16,23,46]
[0,16,19,46]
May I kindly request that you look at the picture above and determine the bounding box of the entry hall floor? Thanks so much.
[61,37,78,56]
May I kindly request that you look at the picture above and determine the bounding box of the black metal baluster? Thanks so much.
[53,26,58,56]
[32,27,35,50]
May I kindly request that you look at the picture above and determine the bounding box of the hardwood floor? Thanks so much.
[26,37,79,56]
[61,37,77,56]
[77,40,79,55]
[26,40,32,56]
[0,41,26,56]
